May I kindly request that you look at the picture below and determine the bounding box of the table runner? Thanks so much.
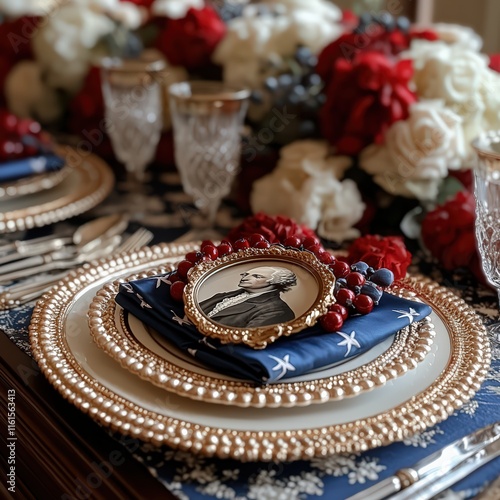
[0,172,499,499]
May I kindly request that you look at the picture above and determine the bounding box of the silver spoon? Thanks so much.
[0,213,128,267]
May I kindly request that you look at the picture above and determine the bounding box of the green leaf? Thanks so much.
[435,176,465,206]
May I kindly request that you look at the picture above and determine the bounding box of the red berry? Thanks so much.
[17,118,34,136]
[200,240,214,250]
[306,244,323,256]
[202,244,218,260]
[329,260,351,279]
[169,271,183,283]
[303,236,320,248]
[252,240,268,249]
[284,235,302,248]
[249,233,265,246]
[330,303,348,320]
[217,242,233,256]
[177,260,194,278]
[170,281,185,302]
[346,272,366,289]
[0,112,17,134]
[335,288,356,306]
[318,251,335,265]
[353,294,374,314]
[28,120,41,135]
[320,311,344,332]
[233,238,250,251]
[185,251,203,264]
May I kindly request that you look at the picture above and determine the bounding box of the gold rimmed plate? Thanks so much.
[88,269,435,408]
[0,162,71,200]
[0,146,114,233]
[30,243,491,462]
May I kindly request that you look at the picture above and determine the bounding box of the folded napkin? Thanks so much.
[116,273,432,384]
[0,155,65,183]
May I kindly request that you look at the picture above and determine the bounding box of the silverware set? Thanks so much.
[0,215,153,308]
[346,421,500,500]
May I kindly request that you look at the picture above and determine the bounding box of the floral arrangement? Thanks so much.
[0,0,496,280]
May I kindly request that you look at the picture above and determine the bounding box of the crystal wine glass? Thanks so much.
[100,55,165,190]
[472,130,500,345]
[168,81,250,237]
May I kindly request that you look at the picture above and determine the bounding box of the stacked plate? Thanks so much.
[29,243,491,462]
[0,147,114,234]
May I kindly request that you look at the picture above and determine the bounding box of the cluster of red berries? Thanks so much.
[320,262,394,332]
[0,110,52,162]
[168,233,394,333]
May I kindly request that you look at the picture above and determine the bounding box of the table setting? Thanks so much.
[1,1,500,499]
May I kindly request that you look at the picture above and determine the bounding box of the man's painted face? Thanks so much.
[238,267,276,291]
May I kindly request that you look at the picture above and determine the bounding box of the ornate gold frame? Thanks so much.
[183,246,336,349]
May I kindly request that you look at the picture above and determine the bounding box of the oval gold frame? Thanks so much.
[29,244,491,462]
[88,269,435,408]
[183,246,336,349]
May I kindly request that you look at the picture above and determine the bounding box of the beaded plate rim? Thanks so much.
[88,267,435,409]
[0,146,114,234]
[29,243,491,462]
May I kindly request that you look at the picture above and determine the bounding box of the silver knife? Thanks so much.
[390,428,500,499]
[345,421,500,500]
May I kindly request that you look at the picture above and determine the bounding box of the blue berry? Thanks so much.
[351,261,370,275]
[369,268,394,288]
[360,282,383,305]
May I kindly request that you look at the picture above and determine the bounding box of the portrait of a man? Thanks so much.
[199,266,298,328]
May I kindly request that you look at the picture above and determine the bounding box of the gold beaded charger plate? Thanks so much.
[0,162,71,200]
[30,244,491,462]
[0,147,114,233]
[88,268,435,409]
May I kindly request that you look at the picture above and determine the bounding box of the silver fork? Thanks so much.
[0,228,154,309]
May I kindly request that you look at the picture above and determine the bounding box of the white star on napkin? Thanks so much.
[136,293,152,309]
[149,275,172,288]
[29,157,47,173]
[393,307,420,324]
[269,354,296,381]
[171,311,192,326]
[336,330,361,357]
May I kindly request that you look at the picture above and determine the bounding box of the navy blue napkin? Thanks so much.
[0,155,65,183]
[115,273,432,383]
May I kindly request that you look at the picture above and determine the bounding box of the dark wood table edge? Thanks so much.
[0,331,174,499]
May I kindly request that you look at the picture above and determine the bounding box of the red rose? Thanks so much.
[155,7,226,71]
[226,213,318,245]
[347,234,412,280]
[316,26,437,83]
[318,51,416,155]
[421,191,476,271]
[489,54,500,73]
[0,17,38,62]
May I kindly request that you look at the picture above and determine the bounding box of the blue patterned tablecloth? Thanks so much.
[0,172,498,499]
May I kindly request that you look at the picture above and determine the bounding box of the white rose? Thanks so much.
[317,179,364,242]
[4,61,63,124]
[0,0,56,17]
[152,0,204,19]
[432,23,482,52]
[360,101,466,201]
[250,140,362,242]
[264,0,342,23]
[410,42,488,105]
[33,3,115,93]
